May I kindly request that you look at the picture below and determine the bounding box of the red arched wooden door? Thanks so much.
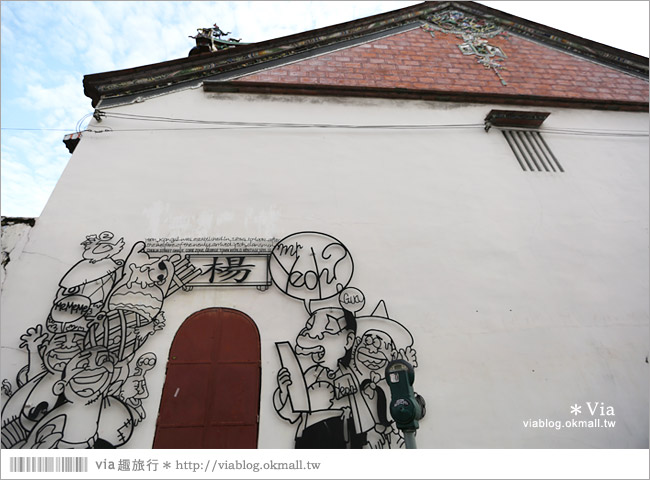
[153,308,260,448]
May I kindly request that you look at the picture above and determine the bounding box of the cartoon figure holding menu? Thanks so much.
[274,307,362,448]
[270,232,418,449]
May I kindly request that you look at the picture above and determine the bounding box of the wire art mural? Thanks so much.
[1,229,417,450]
[269,232,418,449]
[0,232,203,449]
[422,9,509,86]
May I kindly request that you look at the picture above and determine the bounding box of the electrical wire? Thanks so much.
[91,110,649,136]
[96,110,485,130]
[1,128,79,132]
[83,125,486,132]
[4,111,647,137]
[496,126,648,138]
[1,112,95,133]
[75,112,94,133]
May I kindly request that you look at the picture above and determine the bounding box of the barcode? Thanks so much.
[9,457,88,472]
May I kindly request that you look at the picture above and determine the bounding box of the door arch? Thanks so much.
[153,308,261,448]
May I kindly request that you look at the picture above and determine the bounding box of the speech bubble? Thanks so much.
[269,232,354,312]
[338,287,365,313]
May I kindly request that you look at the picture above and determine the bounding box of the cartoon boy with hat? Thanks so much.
[351,300,417,448]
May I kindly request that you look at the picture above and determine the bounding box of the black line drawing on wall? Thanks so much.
[269,231,354,314]
[270,232,418,449]
[188,253,271,288]
[1,229,417,449]
[1,232,201,449]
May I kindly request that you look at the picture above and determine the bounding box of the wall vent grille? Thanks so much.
[501,129,564,173]
[484,110,562,173]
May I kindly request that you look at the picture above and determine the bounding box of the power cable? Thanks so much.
[93,110,649,136]
[97,111,485,130]
[1,128,79,132]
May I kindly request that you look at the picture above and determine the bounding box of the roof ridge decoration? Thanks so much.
[188,24,248,56]
[422,9,508,86]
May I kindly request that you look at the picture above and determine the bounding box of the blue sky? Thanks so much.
[1,1,648,218]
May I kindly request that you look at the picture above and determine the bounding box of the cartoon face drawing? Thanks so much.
[123,257,172,290]
[81,231,125,263]
[295,308,355,374]
[146,260,169,286]
[54,347,114,406]
[3,233,205,450]
[352,302,415,381]
[135,352,157,375]
[355,329,396,372]
[43,332,85,373]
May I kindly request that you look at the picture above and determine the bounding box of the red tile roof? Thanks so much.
[83,2,648,110]
[236,27,648,104]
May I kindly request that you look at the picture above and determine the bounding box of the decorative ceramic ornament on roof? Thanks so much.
[422,10,508,85]
[189,23,248,56]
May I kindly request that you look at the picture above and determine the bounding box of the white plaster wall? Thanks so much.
[1,89,648,448]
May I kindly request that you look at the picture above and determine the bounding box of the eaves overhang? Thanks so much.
[203,80,649,112]
[83,1,649,108]
[83,2,434,107]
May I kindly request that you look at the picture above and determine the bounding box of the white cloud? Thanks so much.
[1,132,69,217]
[15,74,90,133]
